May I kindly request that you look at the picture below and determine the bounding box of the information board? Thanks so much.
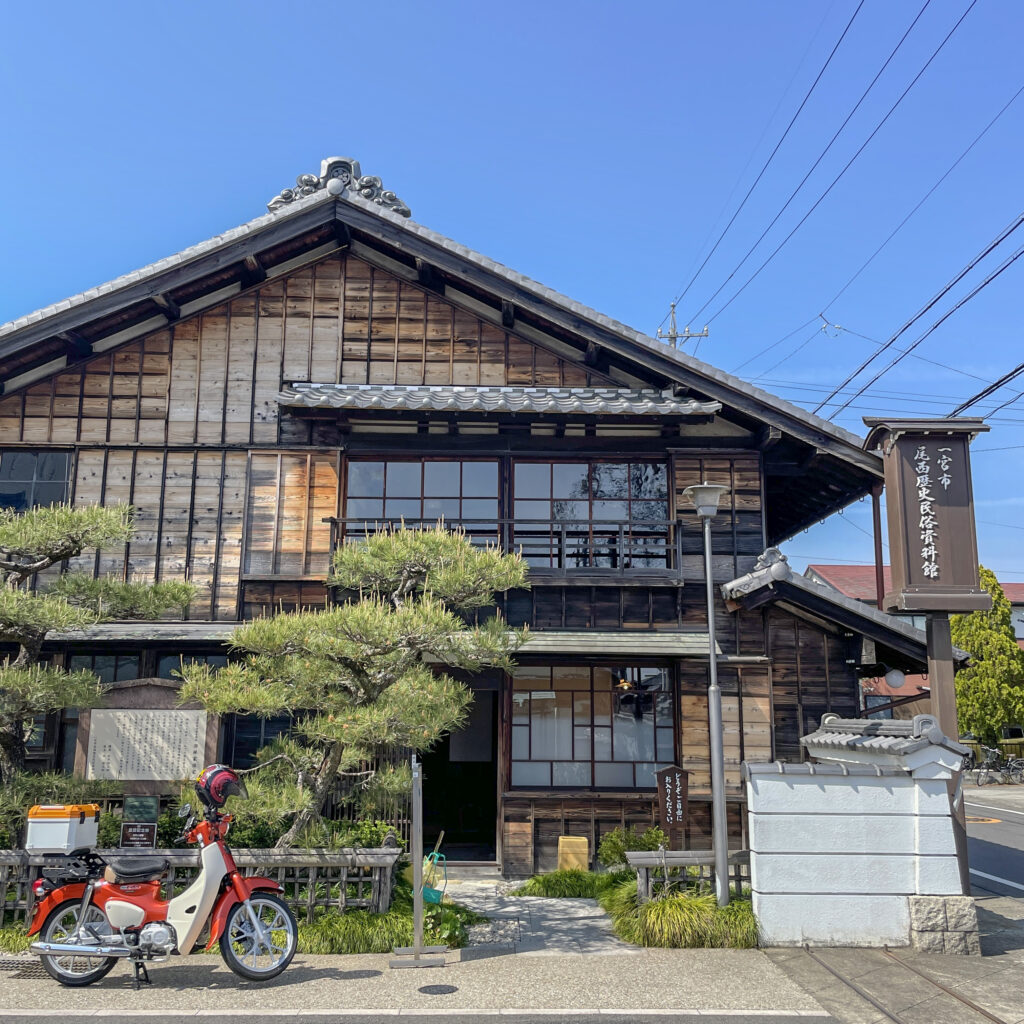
[120,822,158,848]
[86,710,207,781]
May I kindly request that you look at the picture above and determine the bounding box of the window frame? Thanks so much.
[506,660,679,792]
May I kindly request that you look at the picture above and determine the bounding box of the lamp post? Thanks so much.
[683,482,731,907]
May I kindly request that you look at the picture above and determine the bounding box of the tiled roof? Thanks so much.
[805,564,891,602]
[809,564,1024,606]
[277,383,722,417]
[722,550,970,665]
[800,714,969,758]
[0,184,876,465]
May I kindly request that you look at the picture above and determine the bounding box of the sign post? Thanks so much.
[390,755,446,970]
[864,418,991,894]
[120,795,160,849]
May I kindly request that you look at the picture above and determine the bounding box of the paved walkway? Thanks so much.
[448,881,637,956]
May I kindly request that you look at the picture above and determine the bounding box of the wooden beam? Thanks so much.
[501,300,516,329]
[57,331,92,360]
[757,425,783,450]
[415,258,444,293]
[241,254,267,286]
[151,294,180,322]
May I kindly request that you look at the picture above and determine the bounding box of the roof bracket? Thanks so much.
[151,294,180,322]
[57,331,92,360]
[241,254,267,286]
[501,300,516,329]
[416,258,444,293]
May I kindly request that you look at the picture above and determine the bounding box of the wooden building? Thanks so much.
[0,156,944,871]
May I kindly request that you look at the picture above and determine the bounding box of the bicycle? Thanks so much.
[974,745,1024,785]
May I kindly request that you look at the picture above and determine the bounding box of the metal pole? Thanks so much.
[411,755,424,955]
[390,754,446,968]
[926,613,971,895]
[702,515,730,907]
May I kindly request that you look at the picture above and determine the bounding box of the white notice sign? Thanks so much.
[86,710,207,781]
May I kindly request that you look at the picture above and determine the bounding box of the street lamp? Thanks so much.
[682,482,731,907]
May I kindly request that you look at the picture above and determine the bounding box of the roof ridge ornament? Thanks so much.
[267,157,411,217]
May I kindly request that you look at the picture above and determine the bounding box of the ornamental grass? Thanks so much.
[598,877,759,949]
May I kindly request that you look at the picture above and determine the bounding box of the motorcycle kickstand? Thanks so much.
[130,959,151,991]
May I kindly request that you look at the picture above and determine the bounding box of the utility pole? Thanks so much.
[657,303,708,349]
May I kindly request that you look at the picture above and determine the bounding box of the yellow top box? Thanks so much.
[27,804,101,822]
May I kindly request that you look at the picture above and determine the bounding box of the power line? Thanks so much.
[949,353,1024,415]
[684,0,930,327]
[822,80,1024,312]
[811,210,1024,414]
[749,80,1024,382]
[660,1,840,332]
[827,239,1024,418]
[657,0,866,326]
[695,0,980,328]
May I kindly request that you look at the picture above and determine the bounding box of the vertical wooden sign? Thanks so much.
[656,765,689,849]
[863,419,991,613]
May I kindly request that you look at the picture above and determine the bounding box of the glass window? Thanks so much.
[509,664,675,790]
[0,451,70,511]
[344,460,500,546]
[69,653,141,684]
[510,461,670,568]
[224,714,291,768]
[156,653,229,679]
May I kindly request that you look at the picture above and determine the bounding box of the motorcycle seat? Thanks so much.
[103,857,169,884]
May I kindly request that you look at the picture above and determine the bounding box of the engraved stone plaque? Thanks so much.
[86,709,207,781]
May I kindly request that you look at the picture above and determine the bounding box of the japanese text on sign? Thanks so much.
[86,710,207,781]
[913,443,954,582]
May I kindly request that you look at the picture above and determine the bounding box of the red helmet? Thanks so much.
[195,764,247,809]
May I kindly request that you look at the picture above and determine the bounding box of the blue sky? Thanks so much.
[2,0,1022,579]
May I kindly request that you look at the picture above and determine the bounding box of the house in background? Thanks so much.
[804,565,930,720]
[0,157,953,872]
[806,565,1024,724]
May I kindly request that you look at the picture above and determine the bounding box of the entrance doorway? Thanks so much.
[422,690,497,861]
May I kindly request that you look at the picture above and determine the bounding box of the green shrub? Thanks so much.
[296,884,483,954]
[598,876,758,948]
[597,825,669,868]
[0,925,31,954]
[514,868,633,898]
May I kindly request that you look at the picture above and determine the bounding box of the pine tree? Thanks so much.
[0,504,196,783]
[950,566,1024,746]
[180,525,528,847]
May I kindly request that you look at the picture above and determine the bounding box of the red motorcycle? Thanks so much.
[28,765,297,988]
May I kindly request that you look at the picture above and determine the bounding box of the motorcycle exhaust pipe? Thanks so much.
[30,940,133,958]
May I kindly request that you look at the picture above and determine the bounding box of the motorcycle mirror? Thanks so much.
[178,803,192,818]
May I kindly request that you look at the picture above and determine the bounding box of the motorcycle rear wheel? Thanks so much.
[220,893,297,981]
[39,899,118,987]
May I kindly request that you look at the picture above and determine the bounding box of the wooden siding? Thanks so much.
[766,609,860,761]
[672,455,764,582]
[0,255,609,449]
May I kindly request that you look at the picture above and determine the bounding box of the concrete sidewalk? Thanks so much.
[0,949,828,1017]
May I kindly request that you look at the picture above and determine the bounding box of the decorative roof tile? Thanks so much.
[277,383,723,418]
[800,714,969,759]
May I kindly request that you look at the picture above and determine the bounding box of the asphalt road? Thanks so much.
[965,784,1024,899]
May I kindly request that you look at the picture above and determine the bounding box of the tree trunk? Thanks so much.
[274,740,346,849]
[0,719,26,786]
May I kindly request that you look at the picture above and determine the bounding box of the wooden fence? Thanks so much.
[0,847,402,926]
[625,849,751,902]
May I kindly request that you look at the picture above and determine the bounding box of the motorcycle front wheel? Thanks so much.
[38,899,118,987]
[219,893,297,981]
